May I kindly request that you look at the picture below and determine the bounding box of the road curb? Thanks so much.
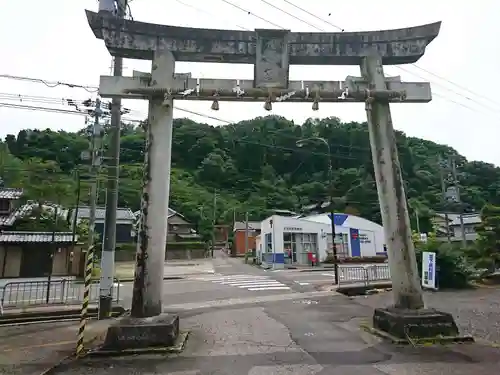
[298,268,334,272]
[0,306,126,323]
[116,276,185,282]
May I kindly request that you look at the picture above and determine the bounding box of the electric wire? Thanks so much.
[276,0,491,107]
[220,0,285,29]
[1,90,373,154]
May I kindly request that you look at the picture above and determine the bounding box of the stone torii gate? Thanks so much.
[86,8,462,348]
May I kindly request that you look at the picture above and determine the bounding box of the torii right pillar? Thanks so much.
[361,54,463,342]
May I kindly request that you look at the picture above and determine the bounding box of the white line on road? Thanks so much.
[192,274,292,292]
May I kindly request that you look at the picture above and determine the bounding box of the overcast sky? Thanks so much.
[1,0,499,165]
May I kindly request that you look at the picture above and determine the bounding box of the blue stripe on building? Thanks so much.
[349,228,361,257]
[273,253,285,264]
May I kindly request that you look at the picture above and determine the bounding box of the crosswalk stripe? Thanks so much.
[230,282,284,287]
[192,273,291,292]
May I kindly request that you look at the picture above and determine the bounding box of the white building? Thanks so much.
[256,213,386,268]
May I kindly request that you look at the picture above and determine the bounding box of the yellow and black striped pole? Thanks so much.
[76,245,94,356]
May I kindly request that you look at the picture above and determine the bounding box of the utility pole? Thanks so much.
[98,0,127,320]
[46,206,58,304]
[438,158,452,243]
[244,212,249,263]
[296,137,339,282]
[70,169,81,273]
[88,98,102,270]
[211,190,217,258]
[450,157,467,248]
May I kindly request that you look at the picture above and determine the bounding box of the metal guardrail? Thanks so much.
[338,265,391,286]
[0,278,121,315]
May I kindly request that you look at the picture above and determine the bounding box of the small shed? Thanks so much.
[0,231,80,278]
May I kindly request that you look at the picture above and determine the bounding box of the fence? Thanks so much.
[0,278,121,315]
[338,265,391,286]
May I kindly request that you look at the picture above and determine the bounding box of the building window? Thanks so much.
[265,233,272,252]
[283,232,296,263]
[0,199,9,214]
[327,233,348,258]
[296,233,318,264]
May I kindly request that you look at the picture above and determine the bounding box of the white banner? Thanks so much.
[422,251,437,289]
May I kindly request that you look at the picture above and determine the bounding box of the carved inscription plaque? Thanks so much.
[254,29,290,89]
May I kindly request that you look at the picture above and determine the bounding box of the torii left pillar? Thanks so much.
[102,50,180,351]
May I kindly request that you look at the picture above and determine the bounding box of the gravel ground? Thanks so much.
[351,287,500,343]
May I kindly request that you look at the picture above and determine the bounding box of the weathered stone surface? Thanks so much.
[373,307,460,340]
[102,313,179,350]
[85,10,441,65]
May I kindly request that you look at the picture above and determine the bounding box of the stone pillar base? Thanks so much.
[101,313,180,351]
[372,307,472,343]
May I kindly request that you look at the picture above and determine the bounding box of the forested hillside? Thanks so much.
[1,115,499,235]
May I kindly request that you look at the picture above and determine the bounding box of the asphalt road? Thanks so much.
[5,250,500,375]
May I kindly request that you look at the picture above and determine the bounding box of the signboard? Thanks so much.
[422,251,436,289]
[283,227,302,232]
[359,233,372,244]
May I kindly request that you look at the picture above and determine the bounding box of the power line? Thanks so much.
[174,0,249,31]
[260,0,322,30]
[220,0,284,29]
[0,91,235,125]
[281,0,344,31]
[0,102,143,123]
[230,1,500,116]
[0,74,234,125]
[276,0,491,108]
[0,74,98,93]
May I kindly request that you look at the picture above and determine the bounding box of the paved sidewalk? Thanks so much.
[0,318,110,375]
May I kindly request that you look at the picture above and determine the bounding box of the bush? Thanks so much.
[413,234,474,289]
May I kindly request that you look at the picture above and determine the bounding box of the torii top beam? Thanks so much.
[86,10,440,66]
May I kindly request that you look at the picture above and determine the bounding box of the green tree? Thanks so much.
[468,204,500,273]
[3,115,500,240]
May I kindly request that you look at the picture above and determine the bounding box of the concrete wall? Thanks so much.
[165,248,206,261]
